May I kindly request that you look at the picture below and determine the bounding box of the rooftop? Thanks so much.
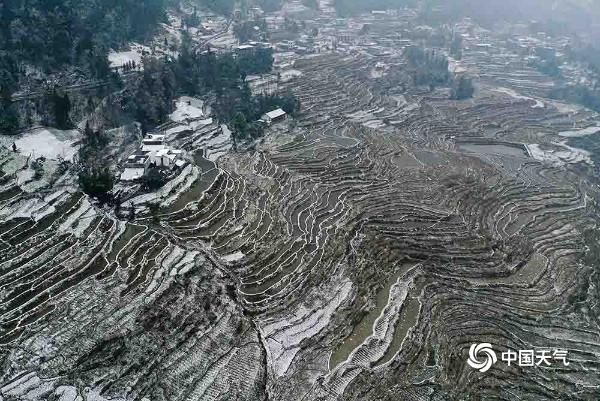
[266,108,287,119]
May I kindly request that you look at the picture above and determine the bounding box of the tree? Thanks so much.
[449,34,462,59]
[50,89,71,129]
[0,100,19,134]
[404,45,450,87]
[234,20,267,43]
[451,75,475,100]
[141,166,167,191]
[236,47,274,75]
[147,202,161,223]
[0,85,18,134]
[129,201,136,221]
[80,125,109,160]
[123,56,177,130]
[78,166,114,202]
[32,157,45,179]
[231,112,249,141]
[1,0,167,80]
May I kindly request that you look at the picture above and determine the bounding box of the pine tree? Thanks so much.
[50,89,71,129]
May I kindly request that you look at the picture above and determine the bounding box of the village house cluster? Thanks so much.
[120,133,186,182]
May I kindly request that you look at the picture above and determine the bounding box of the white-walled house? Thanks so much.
[148,148,184,168]
[120,135,186,182]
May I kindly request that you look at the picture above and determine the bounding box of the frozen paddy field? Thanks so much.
[0,127,80,161]
[1,52,600,401]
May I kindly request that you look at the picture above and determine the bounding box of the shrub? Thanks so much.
[79,166,114,202]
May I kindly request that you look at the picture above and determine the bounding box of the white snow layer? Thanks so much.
[492,87,545,108]
[221,251,245,262]
[15,128,80,161]
[527,142,593,166]
[169,96,205,122]
[558,126,600,138]
[260,280,353,377]
[58,198,97,237]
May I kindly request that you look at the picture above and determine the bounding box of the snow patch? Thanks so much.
[492,87,544,108]
[54,386,80,401]
[0,372,57,400]
[108,50,141,67]
[16,168,35,185]
[130,164,194,206]
[169,96,205,122]
[260,280,353,377]
[558,126,600,138]
[165,118,213,137]
[58,198,97,237]
[15,128,80,161]
[280,69,303,82]
[221,251,245,262]
[108,43,150,68]
[191,125,232,162]
[448,58,466,73]
[527,141,592,166]
[0,189,68,221]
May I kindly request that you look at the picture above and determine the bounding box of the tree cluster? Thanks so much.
[234,19,268,44]
[450,75,475,100]
[183,7,201,28]
[78,122,114,203]
[49,89,72,130]
[0,0,166,79]
[0,0,167,131]
[197,0,235,16]
[0,86,19,134]
[449,34,463,60]
[122,56,177,133]
[120,34,292,138]
[237,47,275,76]
[229,92,301,142]
[78,165,114,203]
[142,166,167,191]
[550,85,600,113]
[404,45,450,88]
[529,47,562,79]
[121,60,139,73]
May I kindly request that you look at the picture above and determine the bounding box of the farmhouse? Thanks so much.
[141,134,167,153]
[120,134,186,182]
[148,148,184,168]
[261,108,287,125]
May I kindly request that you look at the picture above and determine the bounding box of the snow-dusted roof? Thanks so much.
[266,108,287,119]
[142,144,167,153]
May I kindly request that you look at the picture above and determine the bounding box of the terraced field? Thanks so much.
[1,51,600,401]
